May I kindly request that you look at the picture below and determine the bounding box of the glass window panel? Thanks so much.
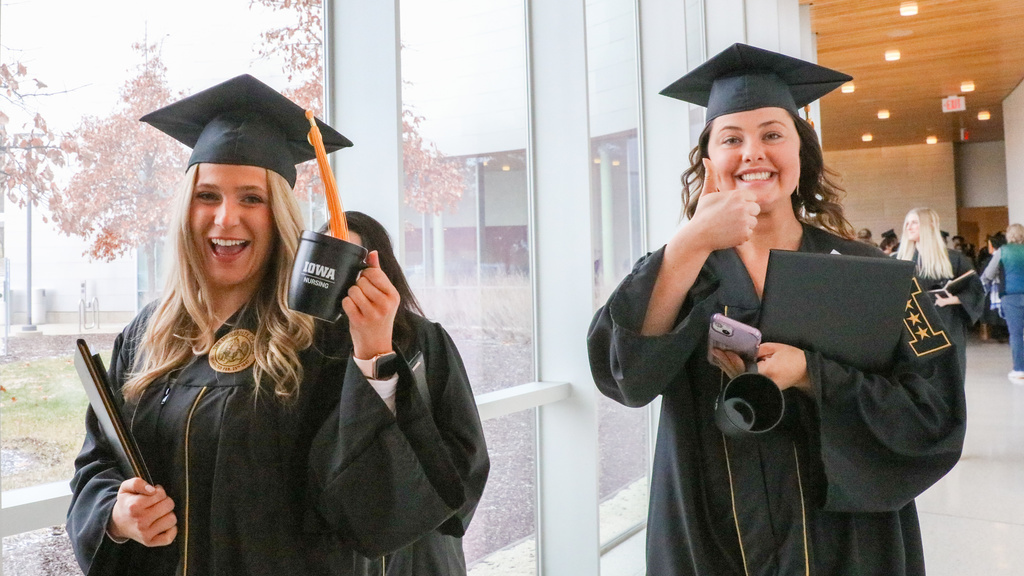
[465,410,538,575]
[1,0,322,538]
[400,1,536,572]
[399,0,534,395]
[585,0,649,562]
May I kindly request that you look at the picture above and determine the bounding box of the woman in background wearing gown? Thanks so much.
[66,75,488,576]
[327,209,488,574]
[587,44,965,576]
[896,207,986,379]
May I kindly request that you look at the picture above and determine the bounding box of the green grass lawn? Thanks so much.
[1,350,111,491]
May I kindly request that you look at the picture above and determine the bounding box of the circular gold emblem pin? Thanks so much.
[209,329,256,373]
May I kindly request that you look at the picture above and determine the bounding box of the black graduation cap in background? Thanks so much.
[140,74,353,187]
[881,229,898,239]
[660,43,852,123]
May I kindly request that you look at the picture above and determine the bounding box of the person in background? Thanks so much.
[982,224,1024,383]
[588,44,965,576]
[321,210,490,574]
[951,235,966,252]
[857,227,876,246]
[67,75,489,576]
[978,231,1008,342]
[896,208,986,379]
[880,228,899,255]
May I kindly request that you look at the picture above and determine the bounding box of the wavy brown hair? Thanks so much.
[322,211,426,354]
[679,111,855,239]
[123,165,315,401]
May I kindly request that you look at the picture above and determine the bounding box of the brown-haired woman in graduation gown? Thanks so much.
[66,75,488,576]
[587,44,965,576]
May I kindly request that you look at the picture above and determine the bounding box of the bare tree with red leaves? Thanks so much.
[48,43,188,302]
[1,61,77,225]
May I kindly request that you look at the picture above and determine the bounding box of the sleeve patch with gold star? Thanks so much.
[904,278,952,357]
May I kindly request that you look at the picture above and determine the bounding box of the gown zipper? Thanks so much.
[182,386,209,576]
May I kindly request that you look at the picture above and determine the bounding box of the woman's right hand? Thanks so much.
[108,478,177,547]
[683,159,760,252]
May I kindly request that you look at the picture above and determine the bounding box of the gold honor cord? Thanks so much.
[720,306,751,575]
[183,387,210,576]
[306,110,350,241]
[793,444,810,576]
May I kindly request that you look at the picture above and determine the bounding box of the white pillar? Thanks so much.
[1004,83,1024,225]
[529,0,601,573]
[324,0,404,245]
[705,0,802,56]
[637,0,691,249]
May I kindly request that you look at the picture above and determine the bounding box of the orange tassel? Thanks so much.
[306,110,349,241]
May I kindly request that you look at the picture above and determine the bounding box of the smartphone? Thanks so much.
[707,313,762,366]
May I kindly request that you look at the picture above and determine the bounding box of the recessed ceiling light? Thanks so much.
[862,134,873,142]
[841,82,855,93]
[900,2,918,16]
[612,160,621,166]
[978,110,991,121]
[885,49,901,61]
[926,136,938,144]
[593,158,601,164]
[502,165,511,171]
[878,110,890,119]
[961,81,975,92]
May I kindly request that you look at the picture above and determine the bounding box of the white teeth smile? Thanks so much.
[211,239,248,246]
[738,172,772,181]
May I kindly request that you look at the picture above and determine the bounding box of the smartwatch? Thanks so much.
[369,351,401,380]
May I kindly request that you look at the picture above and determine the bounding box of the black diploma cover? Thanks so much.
[74,339,152,483]
[759,250,917,373]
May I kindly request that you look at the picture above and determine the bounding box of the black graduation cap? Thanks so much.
[660,43,852,123]
[140,74,352,187]
[881,229,897,239]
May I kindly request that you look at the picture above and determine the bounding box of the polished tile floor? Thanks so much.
[917,338,1024,574]
[602,338,1024,575]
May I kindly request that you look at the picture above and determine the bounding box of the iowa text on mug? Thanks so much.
[302,261,336,288]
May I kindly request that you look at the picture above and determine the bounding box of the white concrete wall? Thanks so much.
[825,142,958,237]
[3,203,138,323]
[956,141,1008,208]
[586,0,639,138]
[1003,80,1024,225]
[399,0,529,158]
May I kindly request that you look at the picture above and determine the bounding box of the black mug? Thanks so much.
[288,230,367,322]
[714,366,785,439]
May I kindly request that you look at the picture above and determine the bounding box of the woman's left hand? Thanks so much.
[344,251,401,359]
[756,342,812,392]
[933,293,961,307]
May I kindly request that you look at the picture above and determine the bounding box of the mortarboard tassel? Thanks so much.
[306,110,350,241]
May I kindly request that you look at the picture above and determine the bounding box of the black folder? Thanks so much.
[759,250,916,374]
[74,339,152,483]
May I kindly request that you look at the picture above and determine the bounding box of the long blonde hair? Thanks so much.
[896,207,954,280]
[123,165,315,401]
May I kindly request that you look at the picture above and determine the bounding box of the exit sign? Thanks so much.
[942,95,967,113]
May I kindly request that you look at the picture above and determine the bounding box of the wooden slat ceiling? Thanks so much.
[801,0,1024,151]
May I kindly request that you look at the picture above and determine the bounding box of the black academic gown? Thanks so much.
[588,224,966,576]
[911,249,986,378]
[67,305,489,576]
